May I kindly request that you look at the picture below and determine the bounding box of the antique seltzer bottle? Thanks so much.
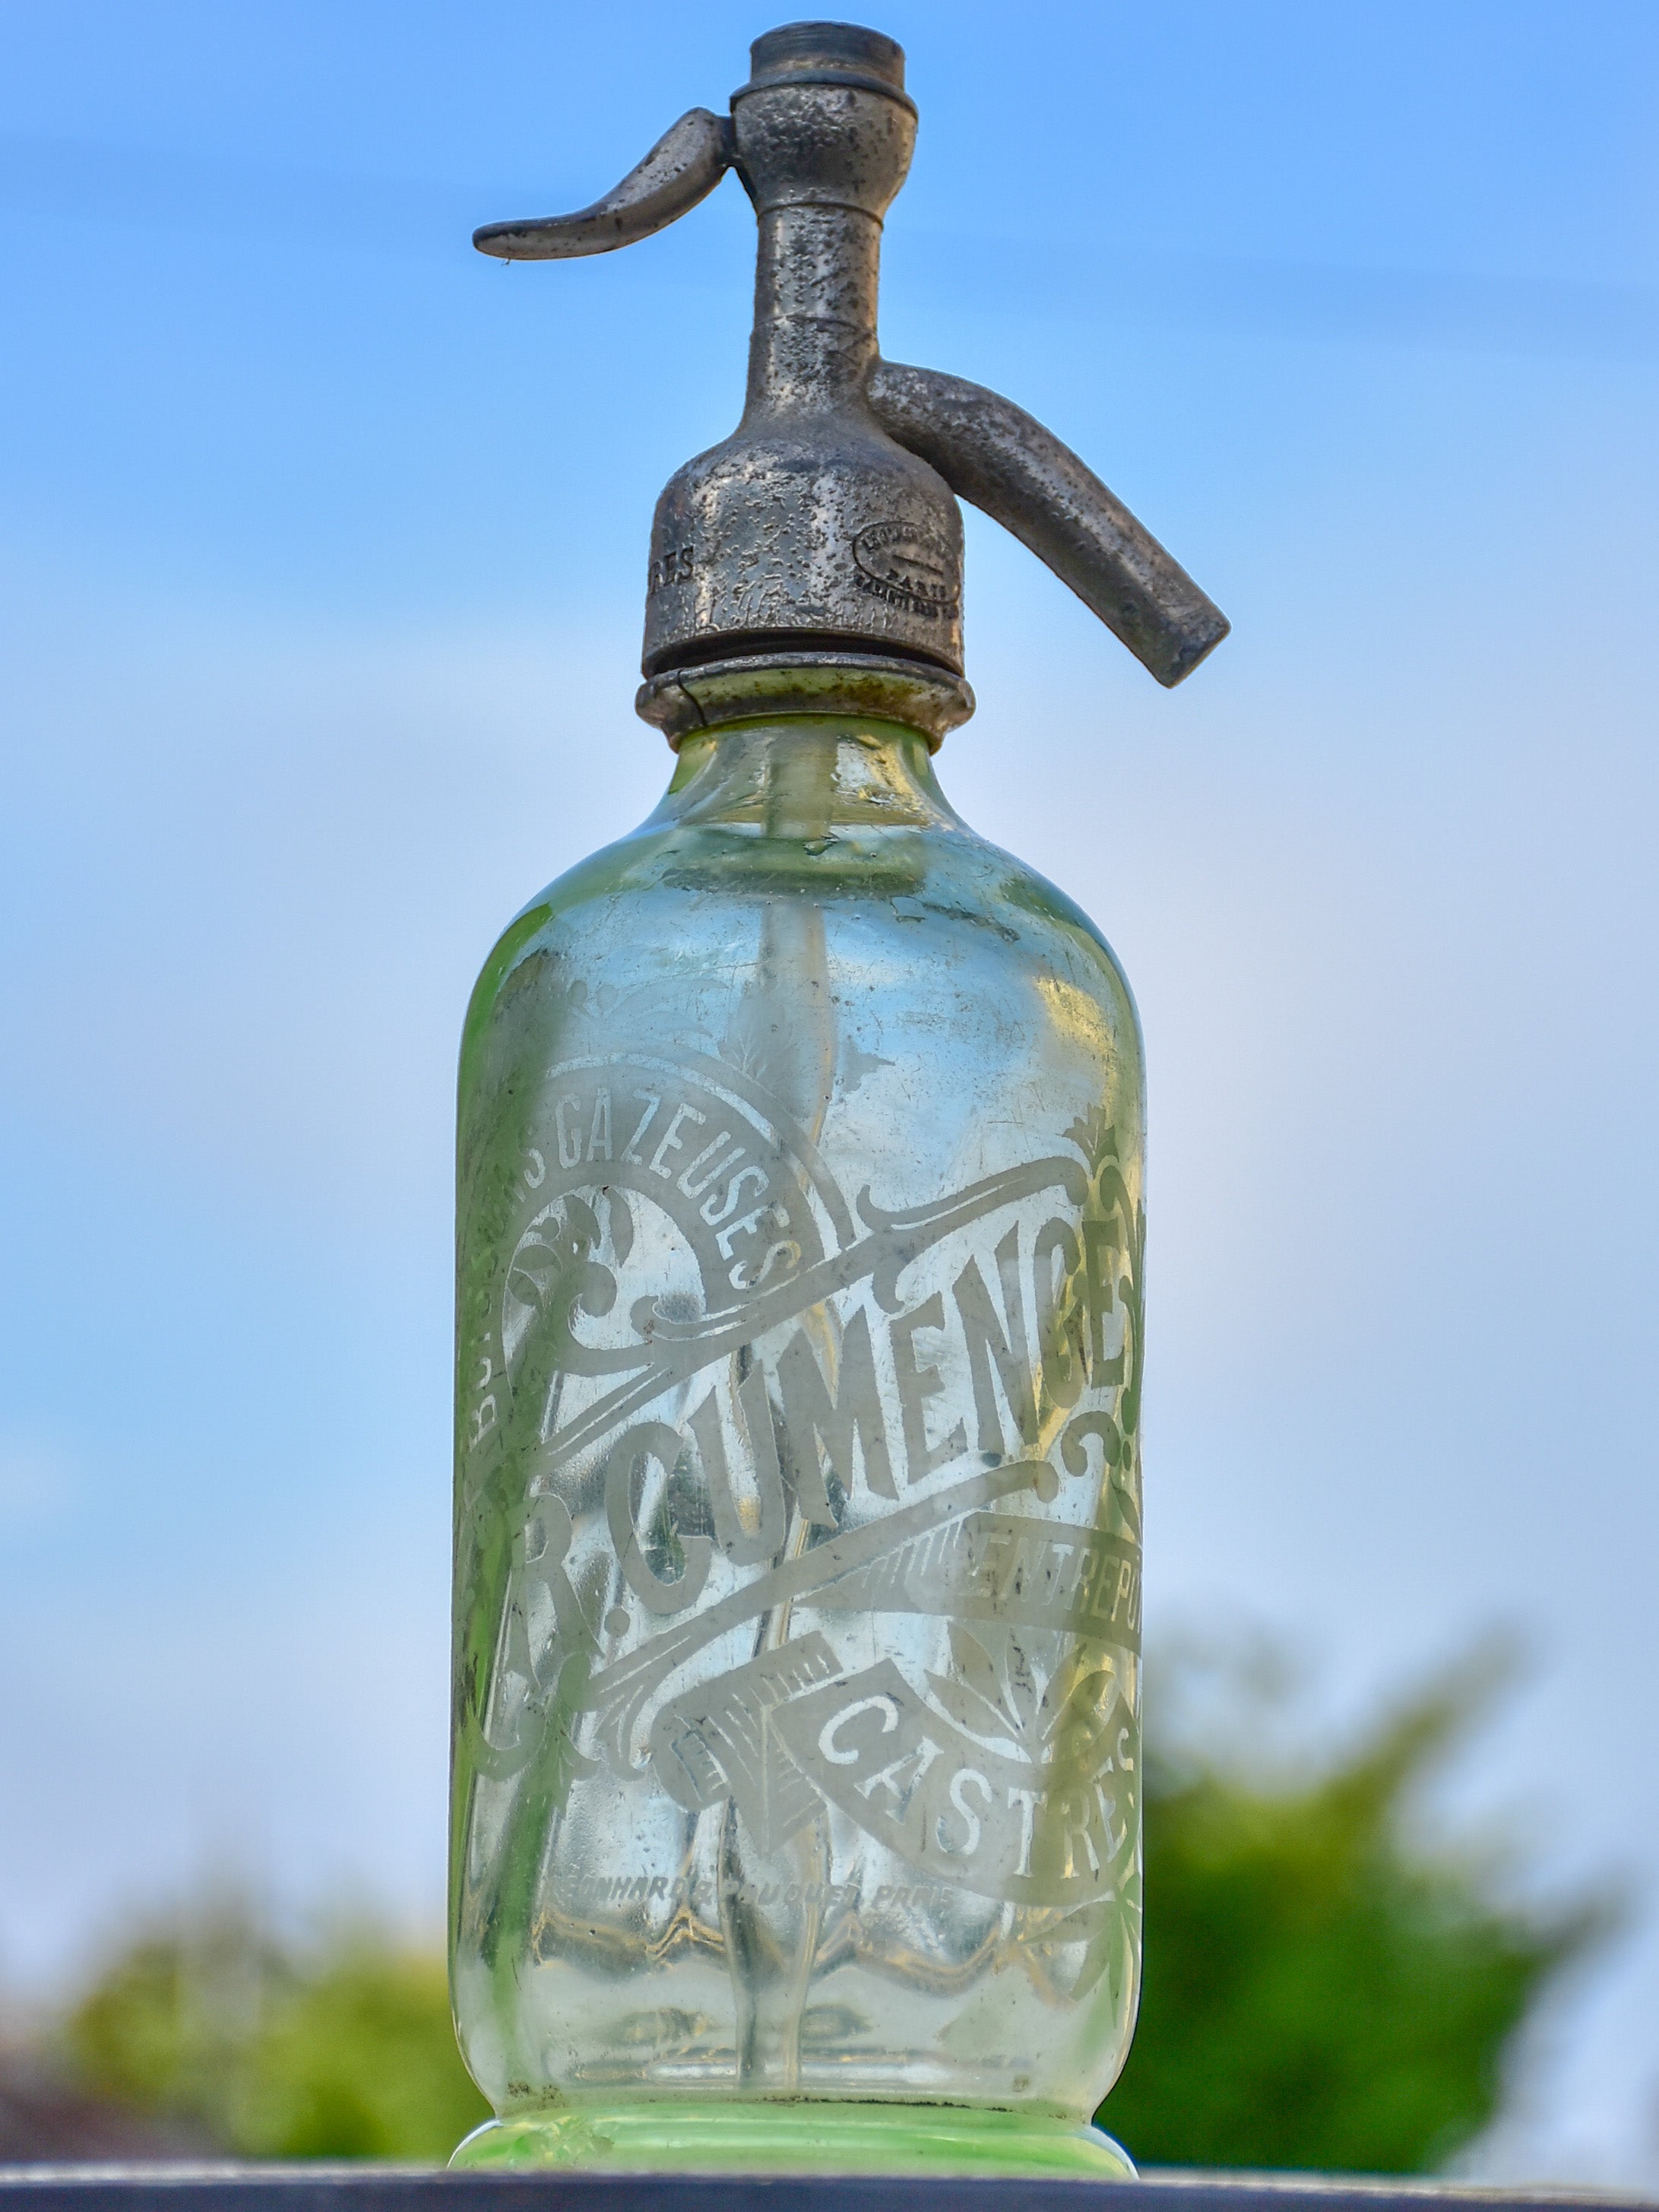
[451,21,1227,2178]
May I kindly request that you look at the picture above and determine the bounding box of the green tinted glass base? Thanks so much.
[451,2100,1135,2178]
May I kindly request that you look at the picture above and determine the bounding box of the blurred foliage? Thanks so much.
[64,1905,487,2160]
[57,1643,1610,2169]
[1098,1639,1612,2172]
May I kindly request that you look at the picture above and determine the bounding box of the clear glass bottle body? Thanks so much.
[451,714,1145,2173]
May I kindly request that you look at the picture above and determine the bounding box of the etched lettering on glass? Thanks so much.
[454,1049,1144,1919]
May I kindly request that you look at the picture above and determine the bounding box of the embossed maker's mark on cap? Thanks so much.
[647,545,696,595]
[852,521,960,621]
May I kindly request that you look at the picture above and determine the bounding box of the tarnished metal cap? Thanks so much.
[739,21,914,109]
[473,23,1230,740]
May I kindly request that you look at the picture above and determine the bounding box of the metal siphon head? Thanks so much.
[473,22,1229,743]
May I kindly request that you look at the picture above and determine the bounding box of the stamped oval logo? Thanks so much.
[852,521,959,620]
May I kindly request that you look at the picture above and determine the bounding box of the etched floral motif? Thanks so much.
[926,1625,1121,1771]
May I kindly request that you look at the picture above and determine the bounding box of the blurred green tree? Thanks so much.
[59,1645,1610,2169]
[1097,1641,1610,2171]
[65,1900,488,2160]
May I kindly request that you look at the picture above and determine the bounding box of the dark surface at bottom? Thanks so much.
[0,2170,1650,2212]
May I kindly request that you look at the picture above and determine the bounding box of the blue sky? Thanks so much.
[1,0,1656,2181]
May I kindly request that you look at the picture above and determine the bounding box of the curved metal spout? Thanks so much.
[867,362,1229,687]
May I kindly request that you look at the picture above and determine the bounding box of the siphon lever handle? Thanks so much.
[473,109,734,261]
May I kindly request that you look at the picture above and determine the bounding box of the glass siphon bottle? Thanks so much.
[450,21,1227,2179]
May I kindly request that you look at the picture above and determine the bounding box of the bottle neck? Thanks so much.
[744,204,882,417]
[658,714,959,837]
[635,651,974,749]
